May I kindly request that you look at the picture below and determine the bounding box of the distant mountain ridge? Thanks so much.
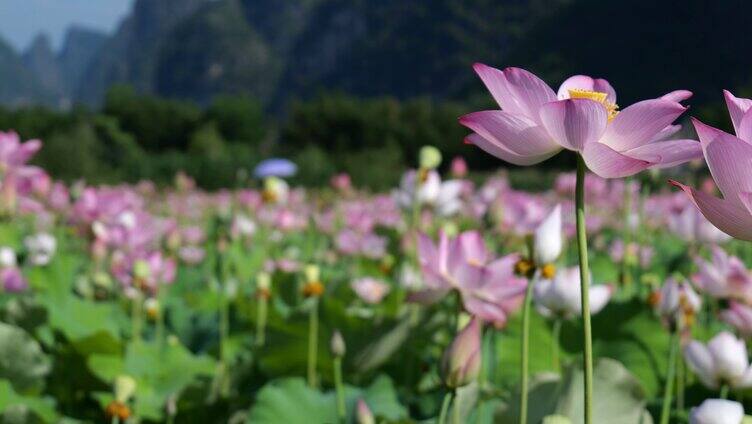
[2,0,752,111]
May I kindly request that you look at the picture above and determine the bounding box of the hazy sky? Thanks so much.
[0,0,134,52]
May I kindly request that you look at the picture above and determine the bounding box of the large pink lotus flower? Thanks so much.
[671,91,752,240]
[460,64,701,178]
[411,230,527,327]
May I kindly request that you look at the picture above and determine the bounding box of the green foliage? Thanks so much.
[0,323,51,394]
[246,375,407,423]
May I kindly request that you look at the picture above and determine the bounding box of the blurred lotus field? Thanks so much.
[0,123,750,423]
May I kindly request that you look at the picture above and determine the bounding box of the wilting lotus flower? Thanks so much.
[441,317,482,388]
[24,233,56,266]
[721,302,752,337]
[351,277,391,304]
[253,158,297,178]
[694,246,752,302]
[534,267,612,319]
[534,204,563,266]
[684,331,752,390]
[413,230,527,327]
[689,399,744,424]
[460,64,700,178]
[671,94,752,240]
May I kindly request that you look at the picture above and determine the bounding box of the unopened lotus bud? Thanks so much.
[144,297,160,320]
[441,317,481,388]
[114,375,137,403]
[256,272,271,298]
[93,271,113,289]
[133,260,151,280]
[304,264,320,283]
[330,330,346,357]
[356,399,375,424]
[534,204,562,265]
[419,145,442,170]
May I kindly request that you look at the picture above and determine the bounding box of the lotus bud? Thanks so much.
[450,156,468,178]
[441,317,482,388]
[304,264,320,283]
[144,297,160,320]
[534,204,562,266]
[133,259,151,280]
[330,330,346,357]
[256,272,271,298]
[419,145,442,170]
[114,375,137,403]
[356,399,375,424]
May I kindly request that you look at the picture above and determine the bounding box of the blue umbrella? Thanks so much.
[253,158,297,178]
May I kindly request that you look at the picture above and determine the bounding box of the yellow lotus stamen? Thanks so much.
[514,259,535,278]
[303,281,325,298]
[568,89,619,122]
[541,263,556,279]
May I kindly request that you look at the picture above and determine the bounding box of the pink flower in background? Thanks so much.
[351,277,391,304]
[0,267,27,292]
[460,64,700,178]
[411,230,527,327]
[330,173,352,192]
[671,95,752,240]
[450,156,468,178]
[721,301,752,337]
[694,246,752,302]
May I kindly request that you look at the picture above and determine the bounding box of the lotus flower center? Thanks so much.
[568,89,619,122]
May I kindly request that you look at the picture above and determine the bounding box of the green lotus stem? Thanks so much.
[676,348,685,412]
[552,319,562,373]
[622,177,633,292]
[452,388,460,424]
[131,295,142,345]
[437,390,453,424]
[307,299,319,387]
[155,289,164,349]
[575,155,594,424]
[219,279,229,366]
[519,277,535,424]
[720,384,729,400]
[255,295,268,347]
[333,356,346,422]
[659,331,678,424]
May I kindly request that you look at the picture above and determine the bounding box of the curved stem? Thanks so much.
[519,277,535,424]
[575,155,593,424]
[437,391,453,424]
[552,319,562,373]
[659,331,678,424]
[333,356,346,422]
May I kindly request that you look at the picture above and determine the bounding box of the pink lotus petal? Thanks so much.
[692,117,742,149]
[740,192,752,216]
[539,99,608,151]
[724,89,752,135]
[625,139,702,168]
[661,90,693,103]
[601,98,687,151]
[460,110,559,156]
[671,180,752,241]
[582,142,652,178]
[500,67,557,122]
[557,75,616,104]
[701,127,752,204]
[473,63,519,115]
[464,133,559,166]
[737,107,752,141]
[650,124,682,143]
